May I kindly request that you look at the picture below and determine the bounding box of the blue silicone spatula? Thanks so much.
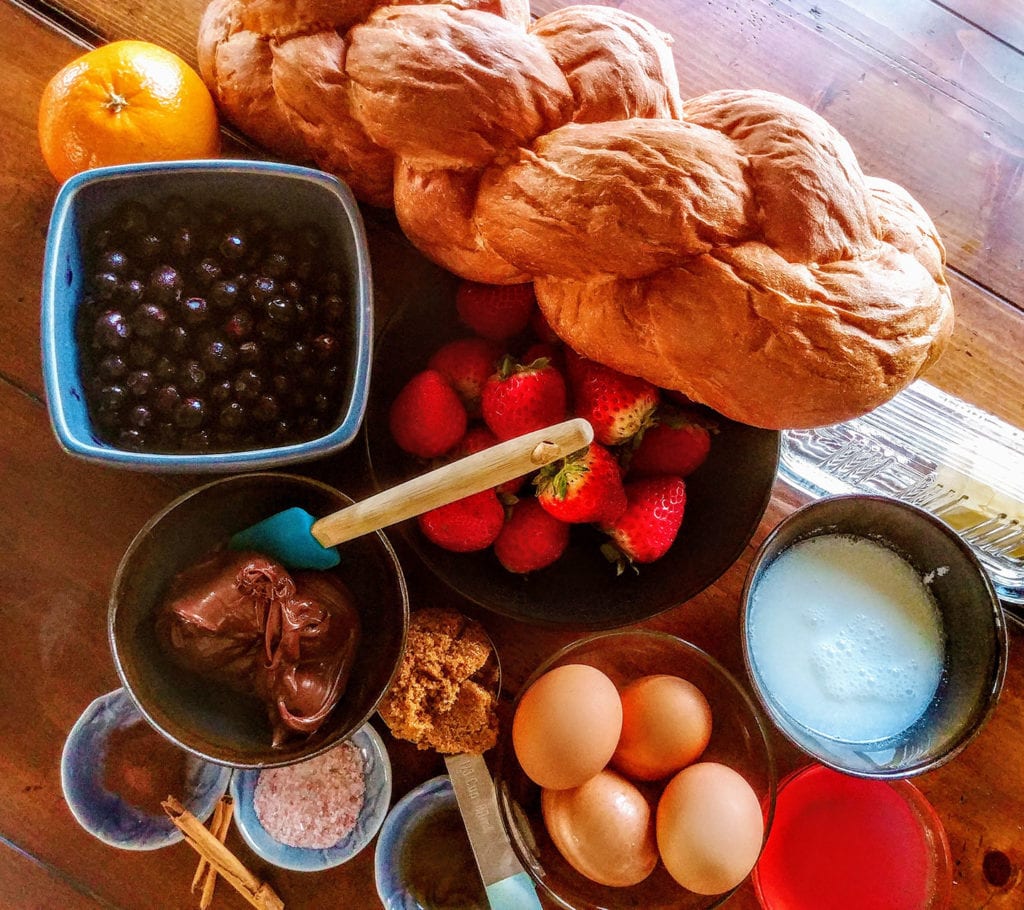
[229,418,594,570]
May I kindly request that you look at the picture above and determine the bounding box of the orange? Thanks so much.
[38,40,221,183]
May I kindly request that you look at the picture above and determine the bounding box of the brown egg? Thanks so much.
[612,674,713,781]
[512,663,622,790]
[541,769,658,887]
[656,762,764,895]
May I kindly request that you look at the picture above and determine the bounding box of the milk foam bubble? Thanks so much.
[747,535,945,744]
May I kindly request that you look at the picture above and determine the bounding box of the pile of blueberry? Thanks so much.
[76,197,351,453]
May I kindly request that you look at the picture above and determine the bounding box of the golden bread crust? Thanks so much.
[197,0,953,428]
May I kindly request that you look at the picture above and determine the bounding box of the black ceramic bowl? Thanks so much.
[364,293,780,629]
[741,494,1008,778]
[109,473,408,768]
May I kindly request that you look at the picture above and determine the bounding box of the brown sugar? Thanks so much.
[378,607,499,754]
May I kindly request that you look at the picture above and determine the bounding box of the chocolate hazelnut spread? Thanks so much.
[157,550,360,746]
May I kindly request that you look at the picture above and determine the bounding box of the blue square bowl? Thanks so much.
[41,159,373,472]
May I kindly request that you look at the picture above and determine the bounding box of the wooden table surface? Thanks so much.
[3,0,1023,907]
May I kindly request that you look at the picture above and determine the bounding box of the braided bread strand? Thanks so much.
[198,1,953,428]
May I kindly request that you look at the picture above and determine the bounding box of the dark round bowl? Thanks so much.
[493,630,778,910]
[109,473,409,768]
[741,494,1007,779]
[363,293,780,629]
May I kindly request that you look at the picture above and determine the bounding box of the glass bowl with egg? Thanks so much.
[493,629,778,910]
[741,493,1007,779]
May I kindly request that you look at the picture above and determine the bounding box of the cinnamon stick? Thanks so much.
[163,797,284,910]
[192,798,225,891]
[200,797,235,910]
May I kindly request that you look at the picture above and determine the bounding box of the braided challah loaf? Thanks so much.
[197,0,953,429]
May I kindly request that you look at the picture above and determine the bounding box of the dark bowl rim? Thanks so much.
[41,159,374,473]
[107,471,410,769]
[494,627,779,910]
[364,297,783,630]
[739,493,1009,780]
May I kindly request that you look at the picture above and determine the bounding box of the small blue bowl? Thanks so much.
[41,159,373,472]
[61,688,231,850]
[375,776,489,910]
[230,723,392,871]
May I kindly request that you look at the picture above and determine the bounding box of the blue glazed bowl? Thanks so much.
[41,159,373,472]
[374,775,489,910]
[230,723,392,871]
[61,688,231,850]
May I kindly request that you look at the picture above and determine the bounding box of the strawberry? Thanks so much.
[535,443,627,524]
[628,408,714,478]
[601,476,687,569]
[482,355,567,441]
[565,350,659,446]
[389,369,467,458]
[494,497,570,573]
[417,488,505,552]
[522,341,564,371]
[427,336,503,417]
[530,307,562,344]
[455,425,526,496]
[455,280,536,341]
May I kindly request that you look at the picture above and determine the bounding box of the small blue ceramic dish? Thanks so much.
[375,775,489,910]
[61,688,231,850]
[230,722,392,872]
[41,158,373,472]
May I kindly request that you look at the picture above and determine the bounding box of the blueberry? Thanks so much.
[97,383,128,411]
[237,340,262,366]
[129,404,154,429]
[153,384,182,417]
[209,279,240,310]
[132,231,164,263]
[93,271,121,302]
[182,296,210,325]
[167,324,190,354]
[148,265,183,306]
[219,230,248,261]
[264,296,296,326]
[93,310,130,351]
[130,302,168,339]
[169,225,196,260]
[98,249,129,275]
[209,378,234,406]
[179,360,207,394]
[312,333,340,361]
[233,368,262,402]
[247,275,277,305]
[194,257,223,287]
[174,397,206,430]
[252,394,280,423]
[224,309,254,341]
[127,341,158,368]
[97,354,128,381]
[218,401,246,432]
[126,369,154,398]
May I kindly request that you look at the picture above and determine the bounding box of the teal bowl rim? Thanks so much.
[60,687,231,851]
[229,722,393,871]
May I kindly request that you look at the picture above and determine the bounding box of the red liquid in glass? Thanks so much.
[754,765,934,910]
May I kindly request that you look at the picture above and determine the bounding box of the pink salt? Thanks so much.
[253,741,365,849]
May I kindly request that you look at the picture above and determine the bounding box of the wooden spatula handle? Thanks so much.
[310,418,593,548]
